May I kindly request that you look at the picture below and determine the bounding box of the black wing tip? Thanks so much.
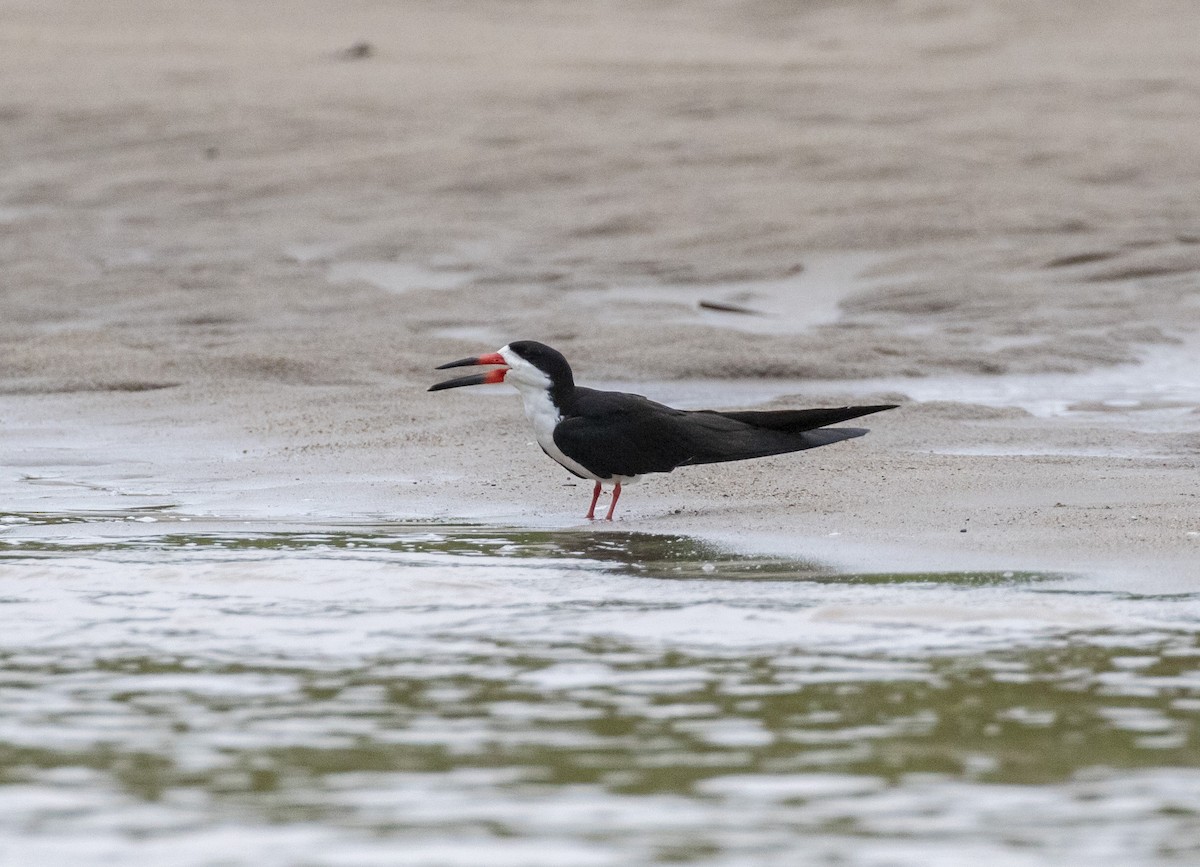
[714,403,899,434]
[833,404,899,419]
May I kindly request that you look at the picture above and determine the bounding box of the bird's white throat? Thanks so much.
[497,344,626,484]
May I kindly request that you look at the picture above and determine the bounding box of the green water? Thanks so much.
[0,517,1197,864]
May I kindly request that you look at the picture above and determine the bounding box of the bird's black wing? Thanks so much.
[676,420,870,466]
[551,390,700,478]
[552,390,890,477]
[717,404,897,432]
[670,411,872,466]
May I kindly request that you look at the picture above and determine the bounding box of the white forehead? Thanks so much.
[498,344,551,390]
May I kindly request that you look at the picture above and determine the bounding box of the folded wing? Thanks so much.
[552,392,896,478]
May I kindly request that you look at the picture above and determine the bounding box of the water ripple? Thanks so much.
[1,520,1198,864]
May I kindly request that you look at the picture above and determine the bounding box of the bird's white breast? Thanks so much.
[499,344,639,486]
[513,382,602,482]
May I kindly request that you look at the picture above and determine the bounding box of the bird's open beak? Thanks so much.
[428,351,509,391]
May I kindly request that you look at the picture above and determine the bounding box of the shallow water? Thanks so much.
[2,515,1199,865]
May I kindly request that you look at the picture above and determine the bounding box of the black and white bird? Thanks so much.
[429,341,896,520]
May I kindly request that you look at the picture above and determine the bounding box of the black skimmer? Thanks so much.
[429,341,896,520]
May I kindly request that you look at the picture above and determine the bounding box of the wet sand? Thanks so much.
[2,0,1199,578]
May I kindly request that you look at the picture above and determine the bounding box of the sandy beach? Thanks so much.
[3,0,1199,578]
[6,5,1200,864]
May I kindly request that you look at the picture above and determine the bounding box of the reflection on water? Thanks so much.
[1,517,1198,865]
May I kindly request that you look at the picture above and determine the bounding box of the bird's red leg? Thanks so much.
[585,481,602,520]
[604,482,622,521]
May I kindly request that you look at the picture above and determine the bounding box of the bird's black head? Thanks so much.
[505,340,574,388]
